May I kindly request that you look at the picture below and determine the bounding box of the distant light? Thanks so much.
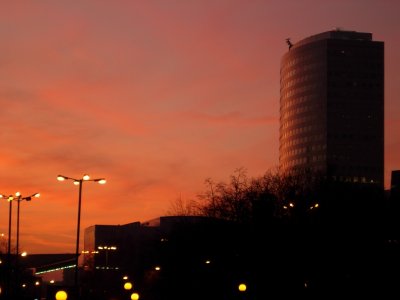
[55,290,68,300]
[57,176,66,181]
[15,192,21,197]
[205,260,211,264]
[73,181,80,186]
[314,203,319,208]
[83,174,90,180]
[97,179,106,184]
[21,251,28,257]
[155,266,161,271]
[238,283,247,292]
[123,276,129,280]
[35,281,40,286]
[289,203,294,207]
[50,280,55,284]
[22,284,26,288]
[124,282,133,290]
[131,292,140,300]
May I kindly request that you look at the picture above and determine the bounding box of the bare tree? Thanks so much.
[166,194,201,216]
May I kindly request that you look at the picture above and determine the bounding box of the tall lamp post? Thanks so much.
[15,192,40,256]
[0,194,14,260]
[0,194,14,300]
[0,191,39,298]
[57,174,106,292]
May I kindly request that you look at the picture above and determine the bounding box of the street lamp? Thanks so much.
[0,194,14,259]
[57,174,106,291]
[14,192,40,256]
[0,191,39,299]
[0,194,15,299]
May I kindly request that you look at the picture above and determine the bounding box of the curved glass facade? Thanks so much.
[279,30,384,186]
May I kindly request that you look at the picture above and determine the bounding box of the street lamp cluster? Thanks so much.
[57,174,106,294]
[0,191,40,298]
[0,173,106,299]
[123,276,140,300]
[0,192,40,256]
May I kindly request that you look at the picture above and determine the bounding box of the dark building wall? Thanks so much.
[390,170,400,199]
[326,38,384,185]
[280,30,384,187]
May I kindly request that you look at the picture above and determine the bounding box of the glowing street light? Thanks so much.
[238,283,247,292]
[1,191,39,299]
[14,192,40,256]
[0,194,15,260]
[55,290,68,300]
[57,174,106,291]
[131,292,140,300]
[124,282,133,291]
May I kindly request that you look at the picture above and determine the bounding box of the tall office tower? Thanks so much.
[279,30,384,187]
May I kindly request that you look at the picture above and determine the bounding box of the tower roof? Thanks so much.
[291,29,373,50]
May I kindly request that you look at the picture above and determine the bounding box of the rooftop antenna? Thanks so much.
[286,38,293,50]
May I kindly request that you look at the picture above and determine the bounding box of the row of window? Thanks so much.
[281,73,323,90]
[280,94,317,110]
[281,61,323,82]
[280,143,327,156]
[331,176,371,183]
[280,155,326,170]
[280,114,319,130]
[281,145,325,161]
[328,81,381,89]
[281,133,325,148]
[281,83,320,100]
[281,157,308,168]
[330,163,381,172]
[327,70,381,79]
[282,51,321,69]
[281,124,316,139]
[281,103,323,121]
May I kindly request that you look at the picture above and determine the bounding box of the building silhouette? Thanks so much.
[390,170,400,200]
[80,216,245,300]
[279,30,384,187]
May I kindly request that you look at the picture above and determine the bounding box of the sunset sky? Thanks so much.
[1,0,399,254]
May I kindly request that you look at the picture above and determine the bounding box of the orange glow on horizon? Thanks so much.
[0,1,398,254]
